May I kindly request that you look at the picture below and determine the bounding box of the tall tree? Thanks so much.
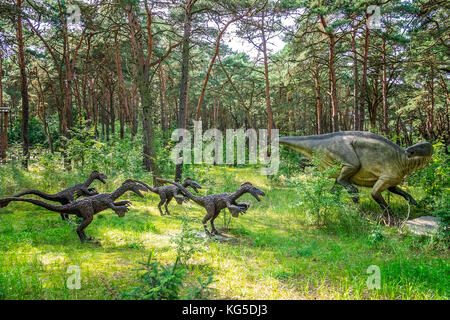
[16,0,29,168]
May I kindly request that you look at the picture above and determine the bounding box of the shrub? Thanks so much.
[289,153,366,235]
[408,142,449,239]
[122,251,185,300]
[122,218,215,300]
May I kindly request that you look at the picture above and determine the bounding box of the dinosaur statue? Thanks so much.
[279,131,433,224]
[137,177,202,215]
[13,170,108,221]
[156,178,265,236]
[0,179,148,243]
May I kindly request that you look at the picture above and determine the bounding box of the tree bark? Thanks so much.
[262,9,274,141]
[359,13,370,131]
[175,0,195,182]
[319,15,339,132]
[16,0,29,168]
[351,22,359,130]
[313,61,323,134]
[382,36,388,135]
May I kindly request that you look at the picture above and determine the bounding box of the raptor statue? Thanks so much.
[155,178,265,236]
[0,179,148,243]
[13,170,108,221]
[137,177,202,215]
[279,131,433,224]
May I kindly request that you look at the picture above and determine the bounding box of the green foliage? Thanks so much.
[122,217,214,300]
[271,145,307,181]
[185,274,216,300]
[122,251,186,300]
[8,117,46,146]
[62,125,104,168]
[408,142,450,238]
[368,225,384,244]
[171,216,205,264]
[288,154,366,235]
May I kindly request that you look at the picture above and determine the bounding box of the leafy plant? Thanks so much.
[122,251,185,300]
[122,218,215,300]
[408,142,449,239]
[172,216,204,264]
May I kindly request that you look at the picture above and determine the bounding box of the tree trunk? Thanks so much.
[0,50,5,162]
[382,36,388,135]
[359,14,370,131]
[16,0,29,168]
[262,9,274,141]
[313,61,323,134]
[158,63,168,134]
[351,23,359,130]
[427,60,435,139]
[175,0,194,182]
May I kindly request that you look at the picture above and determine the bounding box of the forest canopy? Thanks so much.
[0,0,448,175]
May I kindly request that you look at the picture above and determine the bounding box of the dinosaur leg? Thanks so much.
[335,165,360,203]
[371,179,398,226]
[164,196,173,215]
[76,215,94,243]
[210,210,222,235]
[157,197,166,216]
[202,206,215,236]
[387,186,417,205]
[59,199,70,221]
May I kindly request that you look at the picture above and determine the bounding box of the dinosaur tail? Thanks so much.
[13,190,58,202]
[156,178,200,203]
[278,136,322,159]
[0,197,68,213]
[133,180,158,194]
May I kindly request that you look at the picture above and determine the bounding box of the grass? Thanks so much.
[0,164,448,300]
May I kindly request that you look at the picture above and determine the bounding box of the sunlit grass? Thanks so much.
[0,164,448,299]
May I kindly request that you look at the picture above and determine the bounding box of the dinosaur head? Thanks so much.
[183,177,202,193]
[240,182,265,202]
[91,170,108,184]
[405,142,434,159]
[122,179,148,198]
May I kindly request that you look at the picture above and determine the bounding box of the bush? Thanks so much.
[408,142,449,239]
[288,153,366,236]
[122,251,186,300]
[122,218,215,300]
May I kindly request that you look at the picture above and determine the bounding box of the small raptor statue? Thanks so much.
[13,170,108,221]
[156,178,265,236]
[137,177,202,215]
[0,179,148,243]
[279,131,433,224]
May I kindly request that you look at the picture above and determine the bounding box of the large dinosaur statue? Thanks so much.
[0,179,148,243]
[156,178,265,236]
[137,177,202,215]
[13,170,108,221]
[279,131,433,224]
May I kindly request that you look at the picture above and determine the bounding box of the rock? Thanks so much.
[405,216,441,236]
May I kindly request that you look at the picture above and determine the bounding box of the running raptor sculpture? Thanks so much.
[13,170,108,221]
[0,179,148,243]
[137,177,202,215]
[156,178,265,236]
[279,131,433,224]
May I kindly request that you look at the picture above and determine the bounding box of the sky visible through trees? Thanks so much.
[0,0,448,177]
